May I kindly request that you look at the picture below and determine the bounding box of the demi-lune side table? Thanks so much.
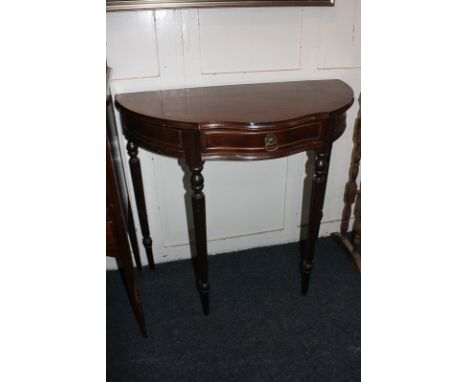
[115,79,354,315]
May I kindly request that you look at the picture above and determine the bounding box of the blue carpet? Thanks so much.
[107,236,360,381]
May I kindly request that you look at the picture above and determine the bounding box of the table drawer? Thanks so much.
[201,121,324,159]
[122,114,185,158]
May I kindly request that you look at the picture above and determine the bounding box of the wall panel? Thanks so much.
[198,8,303,74]
[106,5,361,268]
[317,0,361,69]
[106,11,160,79]
[155,157,287,247]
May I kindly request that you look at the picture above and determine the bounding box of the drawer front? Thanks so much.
[123,114,185,158]
[201,121,324,159]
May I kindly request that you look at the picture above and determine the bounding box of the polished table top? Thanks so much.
[115,80,354,161]
[115,79,353,126]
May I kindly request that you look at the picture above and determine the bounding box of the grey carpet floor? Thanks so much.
[107,236,360,382]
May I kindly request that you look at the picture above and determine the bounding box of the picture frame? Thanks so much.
[106,0,334,11]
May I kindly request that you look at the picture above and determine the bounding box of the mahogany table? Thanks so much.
[115,79,354,315]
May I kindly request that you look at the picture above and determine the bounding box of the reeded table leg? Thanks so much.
[127,141,155,270]
[302,151,330,295]
[190,164,209,315]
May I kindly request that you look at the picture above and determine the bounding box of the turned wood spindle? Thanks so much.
[340,96,361,235]
[190,164,210,315]
[302,151,330,295]
[332,94,361,274]
[126,141,156,270]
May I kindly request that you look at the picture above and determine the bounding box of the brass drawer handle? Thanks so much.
[265,133,279,152]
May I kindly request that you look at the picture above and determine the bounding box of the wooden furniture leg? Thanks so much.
[339,105,360,236]
[107,66,147,335]
[107,138,147,337]
[331,94,361,274]
[302,151,330,295]
[127,201,142,272]
[113,237,148,337]
[351,185,361,271]
[126,141,156,270]
[189,163,210,315]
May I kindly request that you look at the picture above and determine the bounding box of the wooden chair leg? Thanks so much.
[332,94,361,274]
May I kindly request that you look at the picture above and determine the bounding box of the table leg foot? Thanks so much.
[301,261,313,295]
[117,259,148,338]
[197,280,210,315]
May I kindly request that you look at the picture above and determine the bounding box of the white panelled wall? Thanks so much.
[106,1,361,269]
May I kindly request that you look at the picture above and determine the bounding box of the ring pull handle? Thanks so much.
[265,134,279,152]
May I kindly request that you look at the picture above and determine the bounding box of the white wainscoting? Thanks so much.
[106,1,361,269]
[198,8,303,74]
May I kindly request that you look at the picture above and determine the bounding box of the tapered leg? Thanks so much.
[190,164,209,315]
[127,201,142,272]
[126,141,155,270]
[302,151,331,295]
[115,253,148,337]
